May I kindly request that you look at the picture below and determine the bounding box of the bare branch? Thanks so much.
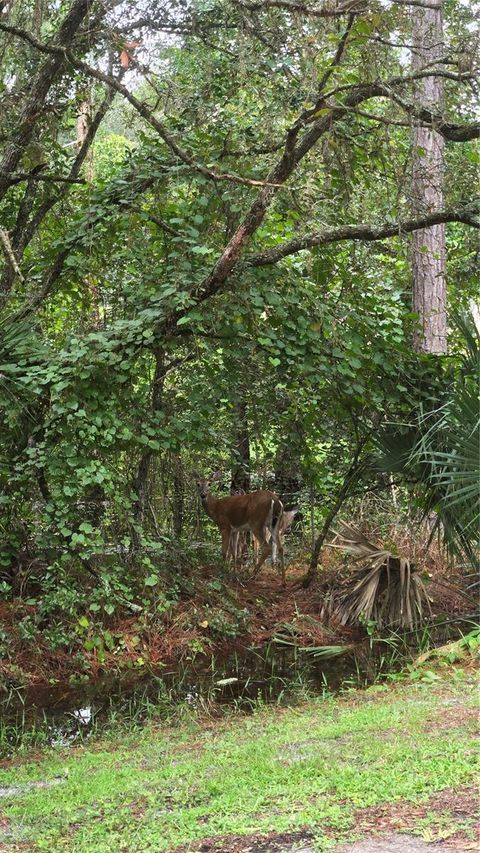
[135,210,179,236]
[232,0,367,18]
[5,172,87,185]
[244,206,480,267]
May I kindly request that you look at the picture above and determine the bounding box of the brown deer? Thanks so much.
[249,506,298,583]
[192,471,285,583]
[228,486,248,568]
[271,508,298,565]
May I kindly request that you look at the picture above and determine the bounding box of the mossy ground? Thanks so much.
[0,671,478,852]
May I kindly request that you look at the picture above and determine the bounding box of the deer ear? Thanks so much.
[191,469,201,479]
[211,471,223,481]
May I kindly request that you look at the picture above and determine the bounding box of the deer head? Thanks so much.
[191,470,223,500]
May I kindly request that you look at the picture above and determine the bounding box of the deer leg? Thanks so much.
[221,528,231,563]
[231,530,239,569]
[249,527,272,579]
[251,534,259,565]
[275,532,285,587]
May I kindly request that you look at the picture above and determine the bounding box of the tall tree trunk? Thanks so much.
[411,0,447,354]
[230,397,251,493]
[171,452,184,539]
[273,403,303,506]
[131,349,164,544]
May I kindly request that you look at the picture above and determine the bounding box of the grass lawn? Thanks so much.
[0,673,478,852]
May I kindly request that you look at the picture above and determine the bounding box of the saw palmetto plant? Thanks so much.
[0,315,48,413]
[327,522,430,630]
[377,311,479,571]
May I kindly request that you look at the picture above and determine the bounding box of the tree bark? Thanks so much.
[132,349,165,542]
[230,398,251,493]
[171,453,184,539]
[411,0,447,354]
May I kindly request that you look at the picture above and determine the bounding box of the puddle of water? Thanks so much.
[0,645,359,750]
[0,778,66,798]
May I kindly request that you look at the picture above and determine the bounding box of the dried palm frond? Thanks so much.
[328,522,430,630]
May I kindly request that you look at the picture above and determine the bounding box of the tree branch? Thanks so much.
[0,73,123,296]
[0,229,25,283]
[5,172,87,185]
[244,206,479,267]
[0,22,283,191]
[0,0,92,202]
[233,0,367,18]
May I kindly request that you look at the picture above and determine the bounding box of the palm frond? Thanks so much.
[328,523,430,629]
[375,310,480,568]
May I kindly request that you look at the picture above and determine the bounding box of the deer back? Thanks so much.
[207,490,279,531]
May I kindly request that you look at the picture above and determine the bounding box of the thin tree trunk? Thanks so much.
[230,397,251,493]
[76,98,94,182]
[301,437,368,588]
[32,0,43,36]
[171,453,184,539]
[411,0,447,354]
[132,349,164,543]
[274,407,303,506]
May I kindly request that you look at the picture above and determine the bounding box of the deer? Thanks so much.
[271,508,298,564]
[192,470,286,584]
[228,486,248,569]
[249,506,298,577]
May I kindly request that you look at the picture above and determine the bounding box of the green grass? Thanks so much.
[0,676,478,852]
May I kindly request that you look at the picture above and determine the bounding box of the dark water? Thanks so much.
[1,645,360,749]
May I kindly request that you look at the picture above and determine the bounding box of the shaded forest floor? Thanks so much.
[0,556,474,689]
[0,671,478,851]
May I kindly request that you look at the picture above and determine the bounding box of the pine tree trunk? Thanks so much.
[411,0,447,355]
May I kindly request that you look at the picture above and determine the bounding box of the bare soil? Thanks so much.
[0,557,473,689]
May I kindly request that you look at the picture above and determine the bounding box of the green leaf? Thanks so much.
[191,245,212,255]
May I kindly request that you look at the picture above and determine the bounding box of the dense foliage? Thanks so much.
[0,0,478,640]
